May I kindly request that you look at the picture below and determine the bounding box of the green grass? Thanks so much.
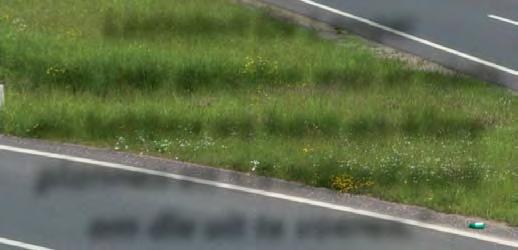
[1,0,517,225]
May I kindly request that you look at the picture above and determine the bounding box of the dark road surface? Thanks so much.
[0,148,516,250]
[259,0,518,89]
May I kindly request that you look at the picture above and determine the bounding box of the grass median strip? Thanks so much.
[0,0,516,225]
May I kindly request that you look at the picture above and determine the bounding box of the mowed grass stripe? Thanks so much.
[0,0,516,225]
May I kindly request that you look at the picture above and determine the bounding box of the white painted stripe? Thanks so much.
[0,144,517,248]
[0,237,54,250]
[296,0,518,76]
[489,14,518,27]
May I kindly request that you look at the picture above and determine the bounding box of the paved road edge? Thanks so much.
[0,134,516,244]
[239,0,518,90]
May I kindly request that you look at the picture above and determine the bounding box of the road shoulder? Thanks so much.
[1,134,516,243]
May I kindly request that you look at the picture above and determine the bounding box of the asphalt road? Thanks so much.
[259,0,518,89]
[0,147,516,250]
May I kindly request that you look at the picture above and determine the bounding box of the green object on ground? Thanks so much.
[468,222,486,230]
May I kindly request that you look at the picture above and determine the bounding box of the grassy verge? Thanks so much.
[1,0,517,225]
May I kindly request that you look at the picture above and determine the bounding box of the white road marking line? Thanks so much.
[296,0,518,76]
[0,144,518,248]
[0,237,54,250]
[489,14,518,27]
